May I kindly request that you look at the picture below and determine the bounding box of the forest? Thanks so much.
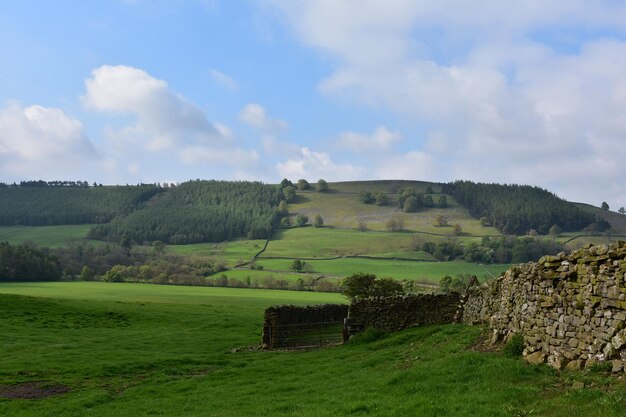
[87,180,285,244]
[0,184,164,225]
[443,180,609,234]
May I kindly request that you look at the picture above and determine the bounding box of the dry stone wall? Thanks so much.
[346,293,460,335]
[262,304,349,348]
[462,241,626,372]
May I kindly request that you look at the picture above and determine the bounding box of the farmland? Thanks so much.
[1,282,625,417]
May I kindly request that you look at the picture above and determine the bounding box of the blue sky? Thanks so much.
[1,1,626,209]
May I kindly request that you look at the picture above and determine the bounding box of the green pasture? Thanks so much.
[0,224,97,248]
[256,258,510,282]
[209,268,319,284]
[166,239,266,266]
[264,228,431,259]
[290,189,500,236]
[1,282,624,417]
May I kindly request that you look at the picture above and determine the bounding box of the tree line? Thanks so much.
[0,242,61,282]
[0,185,164,225]
[443,181,609,235]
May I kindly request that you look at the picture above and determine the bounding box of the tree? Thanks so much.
[120,234,131,256]
[317,179,329,192]
[280,217,291,228]
[313,214,324,227]
[549,224,562,237]
[452,224,462,236]
[297,179,310,190]
[152,240,165,257]
[479,216,489,227]
[359,191,375,204]
[619,207,625,215]
[437,195,448,208]
[386,214,404,232]
[291,259,305,272]
[403,196,418,213]
[280,178,293,189]
[423,195,434,208]
[282,186,296,203]
[374,191,389,206]
[434,215,449,227]
[295,214,309,227]
[426,185,434,194]
[341,273,404,300]
[601,201,610,211]
[357,219,367,232]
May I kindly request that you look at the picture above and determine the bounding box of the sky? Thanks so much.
[1,1,626,209]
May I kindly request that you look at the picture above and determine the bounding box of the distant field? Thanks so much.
[257,258,510,282]
[209,268,319,284]
[1,282,624,417]
[576,202,626,235]
[0,224,99,247]
[167,239,266,266]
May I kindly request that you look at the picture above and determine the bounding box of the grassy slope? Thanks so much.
[0,224,99,248]
[292,181,500,236]
[257,258,509,282]
[166,239,267,267]
[1,282,624,417]
[575,202,626,235]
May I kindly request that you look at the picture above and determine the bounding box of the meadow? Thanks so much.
[256,258,509,282]
[1,282,625,417]
[0,225,98,248]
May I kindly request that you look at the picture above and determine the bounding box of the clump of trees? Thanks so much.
[444,180,609,234]
[0,241,61,282]
[341,273,404,300]
[416,235,564,264]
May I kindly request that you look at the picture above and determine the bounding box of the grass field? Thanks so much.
[291,186,500,236]
[0,225,98,248]
[208,268,319,284]
[257,258,510,282]
[1,282,625,417]
[166,239,266,266]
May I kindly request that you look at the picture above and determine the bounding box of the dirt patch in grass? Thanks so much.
[0,382,70,399]
[469,330,501,353]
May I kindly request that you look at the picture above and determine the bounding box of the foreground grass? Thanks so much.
[2,282,625,417]
[1,282,625,417]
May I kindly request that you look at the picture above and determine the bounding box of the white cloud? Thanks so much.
[335,126,401,152]
[208,68,238,91]
[239,103,288,133]
[267,1,626,205]
[0,101,98,179]
[84,65,223,152]
[276,147,363,181]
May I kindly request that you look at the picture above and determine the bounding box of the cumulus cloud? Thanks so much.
[239,103,288,133]
[267,0,626,205]
[81,64,265,179]
[84,65,224,152]
[276,147,363,180]
[0,101,98,179]
[335,126,401,152]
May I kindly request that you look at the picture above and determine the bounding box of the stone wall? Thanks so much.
[262,304,349,348]
[462,242,626,371]
[346,293,460,335]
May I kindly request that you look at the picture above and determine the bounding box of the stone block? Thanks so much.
[525,351,546,365]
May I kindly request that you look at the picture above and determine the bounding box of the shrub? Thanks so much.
[503,333,525,357]
[341,273,404,300]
